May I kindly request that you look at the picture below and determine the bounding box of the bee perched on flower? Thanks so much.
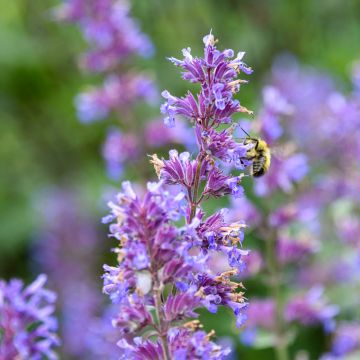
[102,32,255,359]
[239,127,271,177]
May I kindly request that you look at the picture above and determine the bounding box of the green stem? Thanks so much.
[189,153,205,222]
[153,280,171,360]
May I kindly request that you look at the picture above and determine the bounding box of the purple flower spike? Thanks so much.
[103,32,253,359]
[161,32,252,128]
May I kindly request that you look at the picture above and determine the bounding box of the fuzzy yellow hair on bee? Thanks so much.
[241,128,271,177]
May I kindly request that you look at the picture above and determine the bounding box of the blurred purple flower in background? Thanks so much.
[56,0,153,68]
[36,188,119,359]
[76,73,156,123]
[102,128,140,179]
[56,0,161,181]
[235,54,360,359]
[0,275,59,359]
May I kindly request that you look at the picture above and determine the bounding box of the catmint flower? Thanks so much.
[240,298,276,346]
[161,35,252,129]
[103,181,247,358]
[103,32,253,359]
[277,234,319,264]
[57,0,158,184]
[155,150,202,187]
[285,286,339,331]
[203,168,244,199]
[36,188,121,358]
[102,129,140,179]
[326,322,360,357]
[144,119,195,149]
[169,328,231,359]
[240,251,263,278]
[57,0,153,71]
[254,152,308,196]
[76,74,156,122]
[245,298,276,330]
[0,275,59,359]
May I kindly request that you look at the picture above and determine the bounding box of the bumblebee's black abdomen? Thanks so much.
[252,155,266,177]
[253,166,265,177]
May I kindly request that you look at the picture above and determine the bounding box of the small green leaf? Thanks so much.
[26,320,43,333]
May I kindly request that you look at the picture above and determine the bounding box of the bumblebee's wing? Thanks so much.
[271,143,296,160]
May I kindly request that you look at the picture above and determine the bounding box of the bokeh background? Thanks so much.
[1,1,360,359]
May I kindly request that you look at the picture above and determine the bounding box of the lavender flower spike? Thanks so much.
[104,33,253,359]
[0,274,59,359]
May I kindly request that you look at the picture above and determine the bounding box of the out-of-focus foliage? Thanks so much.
[1,1,360,359]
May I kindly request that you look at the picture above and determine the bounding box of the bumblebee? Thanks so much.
[241,128,271,177]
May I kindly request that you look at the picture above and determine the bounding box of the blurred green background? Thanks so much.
[1,0,360,358]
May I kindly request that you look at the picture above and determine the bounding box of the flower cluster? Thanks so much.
[103,122,194,179]
[322,322,360,359]
[58,0,156,119]
[102,33,253,358]
[57,0,198,181]
[56,0,172,180]
[241,287,337,348]
[0,275,59,359]
[76,73,156,123]
[103,181,247,358]
[37,188,120,359]
[56,0,153,71]
[231,55,360,358]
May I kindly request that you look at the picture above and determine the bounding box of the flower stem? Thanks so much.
[189,152,206,222]
[153,279,171,360]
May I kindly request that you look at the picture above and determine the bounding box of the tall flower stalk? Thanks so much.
[102,32,254,358]
[55,0,156,179]
[235,59,360,359]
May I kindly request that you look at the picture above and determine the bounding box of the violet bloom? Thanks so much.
[37,188,119,359]
[161,33,253,128]
[0,275,59,359]
[226,196,261,227]
[144,119,196,150]
[253,149,308,197]
[102,128,140,179]
[270,57,360,171]
[276,234,318,265]
[57,0,158,182]
[76,73,156,122]
[326,322,360,358]
[285,286,339,331]
[60,0,156,123]
[240,298,276,346]
[156,31,254,206]
[257,85,293,143]
[103,32,254,359]
[102,181,247,358]
[57,0,153,71]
